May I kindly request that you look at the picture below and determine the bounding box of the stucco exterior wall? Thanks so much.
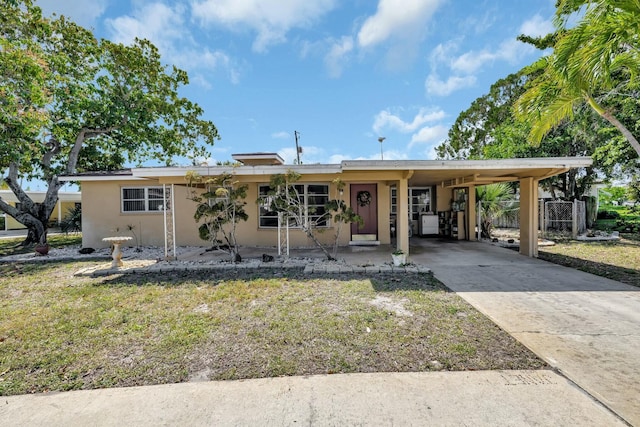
[81,177,393,249]
[436,186,453,212]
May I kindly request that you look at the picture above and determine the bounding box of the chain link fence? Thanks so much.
[481,199,586,237]
[543,199,586,236]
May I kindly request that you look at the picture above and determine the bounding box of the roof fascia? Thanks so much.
[340,157,593,171]
[131,164,342,178]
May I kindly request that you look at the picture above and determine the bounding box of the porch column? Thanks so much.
[467,186,477,241]
[396,177,410,255]
[519,177,539,257]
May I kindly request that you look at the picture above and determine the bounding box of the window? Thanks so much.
[259,184,329,228]
[390,186,432,220]
[410,187,431,221]
[121,187,165,212]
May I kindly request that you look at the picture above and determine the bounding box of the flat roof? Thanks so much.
[59,157,593,187]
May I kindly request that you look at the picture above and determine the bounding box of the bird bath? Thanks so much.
[102,236,133,268]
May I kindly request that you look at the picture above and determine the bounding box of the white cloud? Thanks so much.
[373,108,446,134]
[272,131,290,139]
[330,150,409,162]
[409,125,448,147]
[324,36,354,78]
[425,74,476,96]
[106,3,241,86]
[279,145,324,164]
[450,39,533,74]
[192,0,337,53]
[520,14,555,38]
[35,0,107,27]
[424,13,547,96]
[107,3,187,48]
[357,0,443,48]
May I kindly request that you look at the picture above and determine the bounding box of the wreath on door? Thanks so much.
[357,190,372,207]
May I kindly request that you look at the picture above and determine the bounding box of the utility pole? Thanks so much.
[294,131,302,164]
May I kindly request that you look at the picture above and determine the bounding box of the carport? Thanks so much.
[341,157,593,257]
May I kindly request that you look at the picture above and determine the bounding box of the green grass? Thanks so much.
[0,263,545,395]
[595,205,640,232]
[0,233,82,256]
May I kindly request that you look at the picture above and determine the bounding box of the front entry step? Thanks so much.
[351,234,379,245]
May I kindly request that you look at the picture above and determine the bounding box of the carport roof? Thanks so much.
[60,156,592,187]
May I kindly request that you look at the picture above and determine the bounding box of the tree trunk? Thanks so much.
[1,163,59,247]
[586,95,640,157]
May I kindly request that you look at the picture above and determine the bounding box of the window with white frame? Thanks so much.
[258,184,329,228]
[390,186,432,220]
[121,187,165,212]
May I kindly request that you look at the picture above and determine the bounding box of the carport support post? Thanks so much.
[396,177,410,256]
[519,177,539,257]
[467,186,477,241]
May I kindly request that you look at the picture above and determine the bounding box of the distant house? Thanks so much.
[60,154,591,258]
[0,190,81,232]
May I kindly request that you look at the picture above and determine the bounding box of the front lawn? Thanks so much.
[0,262,545,395]
[0,234,82,257]
[539,236,640,287]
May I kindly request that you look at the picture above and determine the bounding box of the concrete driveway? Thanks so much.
[413,239,640,426]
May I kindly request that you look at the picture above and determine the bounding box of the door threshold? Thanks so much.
[349,240,380,246]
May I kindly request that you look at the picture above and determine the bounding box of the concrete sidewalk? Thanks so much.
[0,370,624,426]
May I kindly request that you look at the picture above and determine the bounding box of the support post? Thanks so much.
[396,178,410,256]
[467,186,476,241]
[163,184,176,261]
[572,199,578,239]
[519,177,539,257]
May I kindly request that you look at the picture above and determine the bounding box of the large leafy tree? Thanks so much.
[0,1,218,246]
[437,69,600,200]
[514,0,640,156]
[436,72,532,160]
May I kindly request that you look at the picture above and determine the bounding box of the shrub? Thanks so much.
[597,210,621,220]
[60,205,82,233]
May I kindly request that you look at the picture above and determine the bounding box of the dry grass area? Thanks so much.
[0,261,546,396]
[538,235,640,287]
[490,228,640,288]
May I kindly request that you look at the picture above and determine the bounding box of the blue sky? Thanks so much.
[35,0,556,165]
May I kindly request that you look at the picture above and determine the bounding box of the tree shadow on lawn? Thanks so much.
[538,251,640,288]
[96,268,450,293]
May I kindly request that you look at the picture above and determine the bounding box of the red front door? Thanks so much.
[350,184,378,238]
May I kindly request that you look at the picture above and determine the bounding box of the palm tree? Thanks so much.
[514,0,640,156]
[476,183,518,238]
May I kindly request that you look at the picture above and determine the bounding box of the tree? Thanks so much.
[436,72,532,160]
[259,171,362,261]
[599,185,627,206]
[476,183,518,238]
[0,1,218,246]
[437,68,600,200]
[514,0,640,156]
[186,171,248,262]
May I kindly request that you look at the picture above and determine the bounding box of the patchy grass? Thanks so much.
[0,233,82,256]
[0,262,545,395]
[539,235,640,287]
